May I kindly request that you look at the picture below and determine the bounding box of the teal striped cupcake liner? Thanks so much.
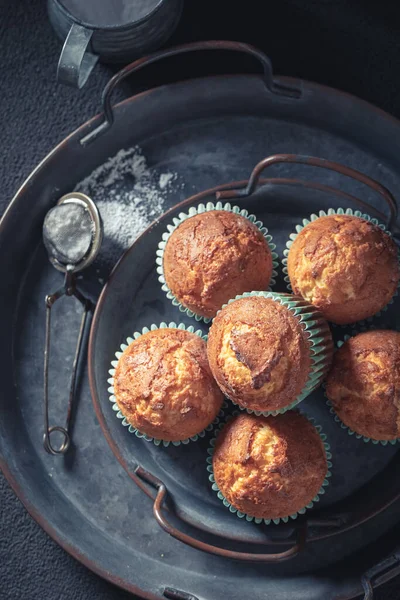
[156,201,279,324]
[282,208,400,327]
[206,411,332,525]
[218,291,333,416]
[108,322,226,447]
[325,328,400,446]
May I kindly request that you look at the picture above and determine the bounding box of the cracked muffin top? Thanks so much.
[163,210,273,319]
[326,329,400,441]
[207,295,313,412]
[114,328,223,441]
[212,412,328,519]
[287,215,399,325]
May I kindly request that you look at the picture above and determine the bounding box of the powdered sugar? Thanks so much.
[159,172,174,189]
[75,146,180,271]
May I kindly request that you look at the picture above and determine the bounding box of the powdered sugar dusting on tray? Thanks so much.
[159,172,174,189]
[75,146,180,271]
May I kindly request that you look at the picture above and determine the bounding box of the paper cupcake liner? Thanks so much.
[282,208,400,328]
[108,322,226,447]
[156,201,279,324]
[206,411,332,525]
[325,328,400,446]
[219,291,333,416]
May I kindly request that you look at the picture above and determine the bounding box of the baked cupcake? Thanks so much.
[210,412,329,521]
[286,214,399,325]
[113,327,224,442]
[326,329,400,442]
[160,209,274,320]
[207,292,333,414]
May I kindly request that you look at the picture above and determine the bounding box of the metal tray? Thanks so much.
[2,41,400,600]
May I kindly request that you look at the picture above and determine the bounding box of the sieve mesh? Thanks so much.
[43,202,94,266]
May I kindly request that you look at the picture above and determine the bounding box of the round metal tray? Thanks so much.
[2,41,400,600]
[89,155,400,569]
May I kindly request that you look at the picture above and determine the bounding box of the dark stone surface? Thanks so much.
[2,0,400,597]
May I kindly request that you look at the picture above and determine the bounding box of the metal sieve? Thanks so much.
[43,192,102,455]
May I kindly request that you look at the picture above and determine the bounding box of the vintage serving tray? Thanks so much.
[2,42,400,599]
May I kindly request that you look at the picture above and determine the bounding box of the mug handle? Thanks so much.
[57,23,99,89]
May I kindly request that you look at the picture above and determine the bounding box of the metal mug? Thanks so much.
[47,0,184,88]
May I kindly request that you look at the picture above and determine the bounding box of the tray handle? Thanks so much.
[361,547,400,599]
[80,41,301,147]
[163,588,199,600]
[135,466,307,563]
[217,154,398,231]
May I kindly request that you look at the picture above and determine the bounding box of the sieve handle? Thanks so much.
[135,466,307,562]
[80,40,301,146]
[43,270,92,455]
[216,154,398,231]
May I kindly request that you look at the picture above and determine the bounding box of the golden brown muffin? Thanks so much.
[207,295,315,412]
[113,328,224,441]
[287,215,399,324]
[326,330,400,441]
[163,210,273,318]
[213,412,328,519]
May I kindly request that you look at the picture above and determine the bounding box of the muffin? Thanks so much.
[207,293,333,414]
[211,412,328,520]
[113,328,224,442]
[162,210,274,319]
[326,329,400,441]
[286,214,399,324]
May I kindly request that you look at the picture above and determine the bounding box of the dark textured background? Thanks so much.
[2,0,400,598]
